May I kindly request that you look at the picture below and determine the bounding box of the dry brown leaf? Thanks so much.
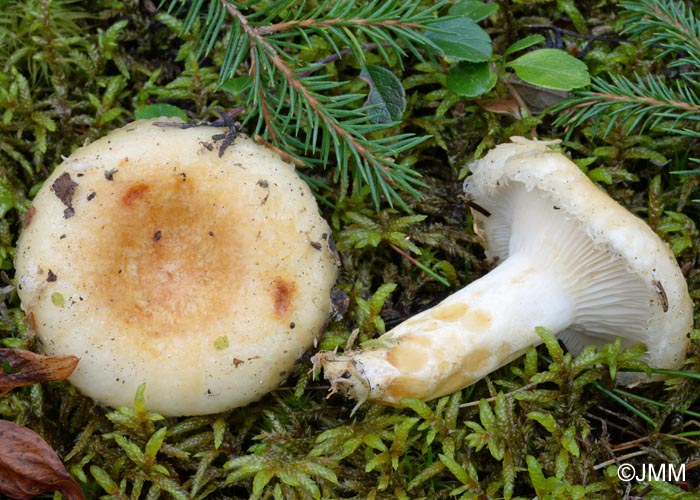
[477,97,522,119]
[506,75,570,114]
[0,349,79,397]
[0,420,85,500]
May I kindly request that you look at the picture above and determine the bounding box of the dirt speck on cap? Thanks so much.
[51,172,79,219]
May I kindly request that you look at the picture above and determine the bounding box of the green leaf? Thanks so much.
[526,455,547,493]
[30,111,56,132]
[0,178,21,218]
[220,75,252,96]
[302,461,338,484]
[558,0,587,33]
[133,382,148,415]
[402,397,434,419]
[360,65,406,124]
[527,411,558,434]
[97,107,127,126]
[391,417,419,469]
[439,453,470,484]
[368,283,397,314]
[362,433,388,452]
[588,167,613,184]
[145,427,168,463]
[340,437,365,459]
[508,49,590,90]
[135,103,188,121]
[555,447,569,480]
[504,34,545,58]
[213,417,226,449]
[252,469,274,498]
[449,0,499,22]
[446,61,497,98]
[603,338,621,381]
[536,326,564,363]
[51,292,65,307]
[477,399,496,433]
[561,426,580,457]
[426,18,492,63]
[113,434,146,467]
[278,470,310,494]
[90,465,120,494]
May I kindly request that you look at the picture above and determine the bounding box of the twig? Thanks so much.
[593,449,649,471]
[218,0,411,204]
[389,244,450,287]
[258,17,419,35]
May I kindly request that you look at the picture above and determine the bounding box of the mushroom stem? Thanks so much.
[315,137,693,410]
[313,252,576,407]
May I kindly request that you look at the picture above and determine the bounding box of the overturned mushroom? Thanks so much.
[313,137,693,408]
[15,118,338,416]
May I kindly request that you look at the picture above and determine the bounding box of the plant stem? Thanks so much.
[221,0,392,182]
[258,18,420,35]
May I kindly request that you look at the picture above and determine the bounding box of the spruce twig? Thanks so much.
[161,0,448,208]
[553,0,700,143]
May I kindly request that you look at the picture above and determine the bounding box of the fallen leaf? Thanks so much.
[0,420,86,500]
[477,97,522,119]
[0,349,79,397]
[506,75,570,114]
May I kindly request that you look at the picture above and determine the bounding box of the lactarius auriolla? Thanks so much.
[15,118,338,416]
[313,137,692,407]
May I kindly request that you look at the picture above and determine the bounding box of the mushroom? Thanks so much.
[313,137,693,408]
[15,118,338,416]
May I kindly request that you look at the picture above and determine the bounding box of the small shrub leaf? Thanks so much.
[446,61,497,98]
[362,433,388,452]
[449,0,499,22]
[219,75,252,96]
[212,417,226,449]
[503,34,546,58]
[360,65,406,124]
[507,49,590,90]
[562,426,580,457]
[426,18,492,62]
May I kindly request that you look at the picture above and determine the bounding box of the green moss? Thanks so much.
[1,1,699,499]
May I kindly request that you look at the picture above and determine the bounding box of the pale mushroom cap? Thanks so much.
[15,118,338,416]
[465,136,693,372]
